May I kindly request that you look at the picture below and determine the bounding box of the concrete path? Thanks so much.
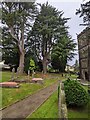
[1,82,58,119]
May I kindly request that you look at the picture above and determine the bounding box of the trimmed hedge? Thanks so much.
[63,79,88,107]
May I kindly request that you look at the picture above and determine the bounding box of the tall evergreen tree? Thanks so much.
[51,35,76,72]
[74,59,79,73]
[2,26,19,68]
[1,2,37,74]
[28,2,69,74]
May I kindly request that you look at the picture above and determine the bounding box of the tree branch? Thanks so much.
[9,26,23,54]
[18,43,23,54]
[9,27,19,42]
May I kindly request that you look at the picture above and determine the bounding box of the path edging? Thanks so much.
[58,81,68,120]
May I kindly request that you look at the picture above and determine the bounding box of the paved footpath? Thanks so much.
[1,82,58,119]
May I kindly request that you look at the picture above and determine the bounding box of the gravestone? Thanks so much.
[11,68,15,81]
[32,70,35,78]
[16,67,19,78]
[28,69,30,81]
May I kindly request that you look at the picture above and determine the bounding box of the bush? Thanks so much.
[88,89,90,95]
[63,79,88,107]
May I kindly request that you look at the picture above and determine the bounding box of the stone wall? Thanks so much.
[77,27,90,81]
[58,81,68,120]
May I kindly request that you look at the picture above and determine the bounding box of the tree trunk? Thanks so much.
[42,56,47,74]
[18,52,24,74]
[18,20,25,74]
[9,21,25,74]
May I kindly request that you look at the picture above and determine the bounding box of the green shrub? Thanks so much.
[29,59,35,71]
[63,79,88,107]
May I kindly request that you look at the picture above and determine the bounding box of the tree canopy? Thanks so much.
[1,2,37,74]
[76,1,90,26]
[51,35,76,72]
[28,2,70,73]
[1,2,76,74]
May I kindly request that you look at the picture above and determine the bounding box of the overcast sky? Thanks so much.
[36,0,88,65]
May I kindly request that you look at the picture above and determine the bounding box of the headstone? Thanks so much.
[16,67,19,78]
[28,69,30,81]
[28,69,30,75]
[32,70,35,78]
[11,68,15,81]
[17,67,19,73]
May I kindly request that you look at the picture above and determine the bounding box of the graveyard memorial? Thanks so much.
[0,82,19,88]
[0,0,90,119]
[0,69,20,88]
[32,78,44,84]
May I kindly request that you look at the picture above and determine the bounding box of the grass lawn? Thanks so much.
[0,71,65,109]
[70,74,78,79]
[1,71,89,119]
[68,85,89,120]
[0,71,12,82]
[68,109,89,120]
[27,90,58,119]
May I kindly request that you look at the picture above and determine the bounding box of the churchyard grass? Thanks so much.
[0,71,89,119]
[0,71,12,82]
[27,90,58,119]
[1,71,65,109]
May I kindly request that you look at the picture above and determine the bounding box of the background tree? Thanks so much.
[2,2,37,74]
[51,35,76,72]
[76,1,90,26]
[2,27,19,71]
[74,59,79,73]
[28,2,69,74]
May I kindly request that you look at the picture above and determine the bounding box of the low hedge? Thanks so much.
[63,79,88,107]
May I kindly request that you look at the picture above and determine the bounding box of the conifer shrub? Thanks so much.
[63,79,88,107]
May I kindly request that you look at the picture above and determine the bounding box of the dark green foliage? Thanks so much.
[76,1,90,26]
[28,2,70,73]
[24,53,38,73]
[88,89,90,95]
[37,61,43,72]
[51,55,66,72]
[2,27,19,67]
[51,36,76,72]
[64,79,88,107]
[29,58,35,71]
